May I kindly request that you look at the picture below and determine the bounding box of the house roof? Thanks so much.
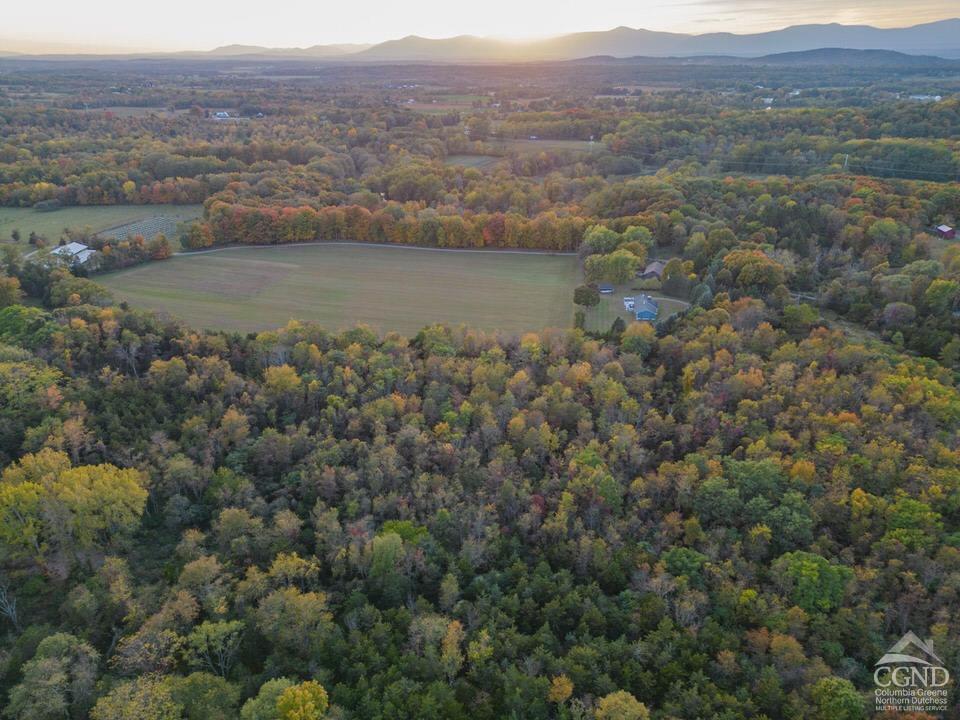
[50,242,96,264]
[51,241,89,256]
[937,224,954,232]
[634,294,659,316]
[642,260,666,275]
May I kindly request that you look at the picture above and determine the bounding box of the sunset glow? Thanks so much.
[3,0,958,53]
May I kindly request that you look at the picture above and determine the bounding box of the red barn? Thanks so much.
[936,224,955,240]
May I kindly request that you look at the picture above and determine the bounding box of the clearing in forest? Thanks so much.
[98,243,580,335]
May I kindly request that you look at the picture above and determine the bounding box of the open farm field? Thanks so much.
[0,205,202,243]
[98,243,579,335]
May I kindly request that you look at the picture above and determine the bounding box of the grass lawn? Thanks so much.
[493,138,603,153]
[583,282,689,334]
[444,155,501,169]
[407,94,489,113]
[89,106,191,118]
[407,103,466,114]
[98,244,579,335]
[433,94,488,103]
[930,235,958,261]
[0,205,203,244]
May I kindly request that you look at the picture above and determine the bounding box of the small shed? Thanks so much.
[634,294,659,322]
[597,283,615,294]
[936,224,955,240]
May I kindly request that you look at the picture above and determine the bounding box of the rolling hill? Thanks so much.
[571,47,960,68]
[742,47,960,67]
[3,19,959,62]
[199,43,372,58]
[349,19,960,62]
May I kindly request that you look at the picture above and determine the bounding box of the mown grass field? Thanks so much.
[90,106,191,118]
[0,205,203,243]
[494,138,602,153]
[407,94,490,114]
[99,244,579,335]
[444,154,501,169]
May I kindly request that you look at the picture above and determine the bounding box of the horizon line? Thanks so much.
[2,16,958,57]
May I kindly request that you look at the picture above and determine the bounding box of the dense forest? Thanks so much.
[0,56,958,719]
[1,275,958,719]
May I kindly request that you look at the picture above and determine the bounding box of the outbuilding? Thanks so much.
[50,241,97,266]
[637,260,666,280]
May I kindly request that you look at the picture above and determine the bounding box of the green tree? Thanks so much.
[241,678,295,720]
[582,226,621,254]
[621,225,653,247]
[465,116,491,141]
[772,551,853,612]
[662,547,707,580]
[782,303,819,333]
[255,588,332,659]
[369,531,407,604]
[609,316,626,338]
[573,285,600,307]
[184,620,245,677]
[620,322,656,357]
[585,249,641,283]
[809,677,865,720]
[866,218,908,248]
[167,673,241,720]
[923,278,959,314]
[47,274,113,308]
[4,633,99,720]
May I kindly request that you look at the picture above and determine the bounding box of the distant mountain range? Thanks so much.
[196,43,373,58]
[4,19,960,62]
[574,48,960,68]
[342,20,960,62]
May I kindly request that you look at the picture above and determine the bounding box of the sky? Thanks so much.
[2,0,958,53]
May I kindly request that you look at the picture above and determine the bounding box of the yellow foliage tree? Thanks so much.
[275,680,329,720]
[547,675,573,704]
[595,691,649,720]
[440,619,465,681]
[0,450,147,566]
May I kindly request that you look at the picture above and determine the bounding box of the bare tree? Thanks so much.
[0,579,21,632]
